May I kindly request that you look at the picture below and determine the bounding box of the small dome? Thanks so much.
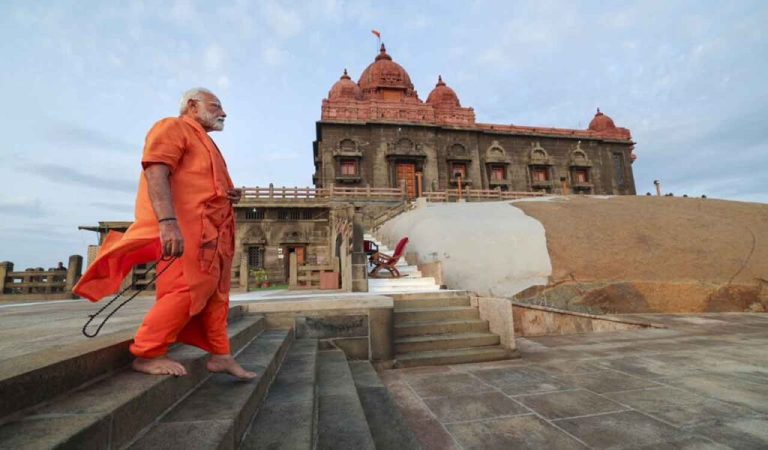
[426,76,461,108]
[588,108,617,132]
[358,44,416,98]
[328,69,361,100]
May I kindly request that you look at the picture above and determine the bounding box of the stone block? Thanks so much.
[295,314,368,339]
[554,411,683,449]
[423,392,530,423]
[515,389,625,419]
[446,415,584,450]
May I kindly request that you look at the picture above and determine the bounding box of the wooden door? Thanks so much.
[294,247,305,265]
[396,162,416,199]
[283,245,306,282]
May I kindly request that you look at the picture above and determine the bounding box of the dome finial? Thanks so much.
[375,43,392,61]
[436,75,445,87]
[341,68,350,80]
[596,107,602,115]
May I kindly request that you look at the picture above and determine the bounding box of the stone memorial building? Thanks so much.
[314,44,637,197]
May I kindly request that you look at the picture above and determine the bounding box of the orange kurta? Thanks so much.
[74,115,235,357]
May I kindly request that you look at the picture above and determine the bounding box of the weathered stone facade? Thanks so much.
[233,204,336,286]
[314,45,637,196]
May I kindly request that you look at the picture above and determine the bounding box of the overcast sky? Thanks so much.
[1,0,766,269]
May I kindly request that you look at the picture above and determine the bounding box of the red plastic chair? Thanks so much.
[369,237,409,278]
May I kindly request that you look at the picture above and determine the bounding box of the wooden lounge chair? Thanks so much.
[369,237,409,278]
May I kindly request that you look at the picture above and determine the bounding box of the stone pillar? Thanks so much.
[239,253,249,291]
[369,308,393,361]
[0,261,13,294]
[351,210,368,292]
[65,255,83,296]
[289,253,298,288]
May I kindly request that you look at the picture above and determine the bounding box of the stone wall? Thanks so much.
[315,121,635,195]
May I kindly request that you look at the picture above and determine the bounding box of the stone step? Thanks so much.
[241,339,319,450]
[129,329,294,449]
[394,306,479,324]
[0,314,266,450]
[368,285,442,294]
[349,361,422,450]
[394,346,514,368]
[395,332,501,354]
[317,349,375,450]
[369,277,437,287]
[395,319,490,338]
[391,291,472,301]
[0,305,248,421]
[393,295,470,308]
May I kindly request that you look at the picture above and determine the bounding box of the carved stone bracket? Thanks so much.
[333,138,363,157]
[569,141,593,167]
[486,140,511,164]
[529,141,552,165]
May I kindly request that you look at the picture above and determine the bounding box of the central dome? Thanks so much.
[358,44,418,101]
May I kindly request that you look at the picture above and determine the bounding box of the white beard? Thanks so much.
[198,109,225,131]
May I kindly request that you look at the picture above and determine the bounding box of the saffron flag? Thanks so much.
[371,29,381,38]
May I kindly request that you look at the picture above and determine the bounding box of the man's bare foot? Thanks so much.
[132,356,188,376]
[206,354,258,380]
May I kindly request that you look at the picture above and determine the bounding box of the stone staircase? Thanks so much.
[0,308,421,449]
[364,234,441,294]
[392,291,515,368]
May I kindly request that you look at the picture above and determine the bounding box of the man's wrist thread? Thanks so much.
[158,217,177,223]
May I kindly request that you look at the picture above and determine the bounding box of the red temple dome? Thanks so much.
[588,108,617,132]
[328,69,361,101]
[358,44,417,100]
[426,76,461,108]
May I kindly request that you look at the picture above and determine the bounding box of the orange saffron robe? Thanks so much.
[74,115,235,350]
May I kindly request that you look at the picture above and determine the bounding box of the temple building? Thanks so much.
[314,44,637,197]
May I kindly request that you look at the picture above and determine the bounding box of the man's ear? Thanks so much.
[186,99,197,113]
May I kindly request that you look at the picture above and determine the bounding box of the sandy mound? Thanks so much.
[513,196,768,313]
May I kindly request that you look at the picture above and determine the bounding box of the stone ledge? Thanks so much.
[242,295,393,314]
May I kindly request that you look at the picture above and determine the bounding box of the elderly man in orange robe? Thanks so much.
[74,88,255,379]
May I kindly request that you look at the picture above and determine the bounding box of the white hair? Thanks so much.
[179,87,215,114]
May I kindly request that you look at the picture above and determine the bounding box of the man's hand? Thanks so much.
[159,220,184,257]
[227,188,242,205]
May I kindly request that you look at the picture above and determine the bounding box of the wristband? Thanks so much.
[158,217,177,223]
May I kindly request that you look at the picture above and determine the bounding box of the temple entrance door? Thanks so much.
[396,162,417,199]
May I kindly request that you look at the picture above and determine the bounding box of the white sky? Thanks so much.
[1,0,766,269]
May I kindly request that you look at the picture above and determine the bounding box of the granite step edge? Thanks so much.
[0,314,266,449]
[127,328,295,450]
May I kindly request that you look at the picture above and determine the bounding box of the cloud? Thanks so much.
[0,198,47,218]
[262,46,289,66]
[217,75,231,90]
[89,201,135,215]
[28,163,137,193]
[46,122,135,153]
[262,151,299,162]
[263,2,302,39]
[204,44,226,72]
[169,0,199,25]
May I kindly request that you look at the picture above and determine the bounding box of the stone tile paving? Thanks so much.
[381,313,768,449]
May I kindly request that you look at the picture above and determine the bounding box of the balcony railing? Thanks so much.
[240,185,406,202]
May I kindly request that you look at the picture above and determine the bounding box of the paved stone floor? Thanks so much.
[381,313,768,450]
